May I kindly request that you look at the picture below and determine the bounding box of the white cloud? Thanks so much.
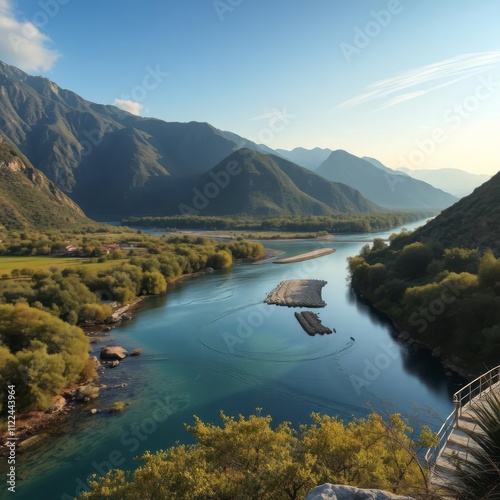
[338,51,500,111]
[114,99,144,116]
[0,0,60,72]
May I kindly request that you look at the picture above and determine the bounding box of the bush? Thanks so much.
[0,304,91,412]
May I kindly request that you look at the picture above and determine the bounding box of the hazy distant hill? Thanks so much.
[362,156,407,176]
[275,147,333,170]
[0,138,89,229]
[316,150,457,209]
[177,149,379,217]
[398,167,491,198]
[405,170,500,254]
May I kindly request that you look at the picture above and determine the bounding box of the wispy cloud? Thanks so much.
[0,0,60,72]
[114,99,144,116]
[337,52,500,111]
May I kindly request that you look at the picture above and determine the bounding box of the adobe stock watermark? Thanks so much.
[340,0,411,63]
[116,65,169,112]
[399,73,499,169]
[213,0,243,21]
[244,108,296,147]
[177,153,247,215]
[61,394,177,499]
[178,106,294,215]
[222,248,327,354]
[408,278,468,334]
[8,0,71,54]
[350,277,468,395]
[350,341,400,395]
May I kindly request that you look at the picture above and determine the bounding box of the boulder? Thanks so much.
[75,384,100,402]
[48,395,67,413]
[90,356,101,370]
[306,484,414,500]
[108,360,120,368]
[100,346,128,361]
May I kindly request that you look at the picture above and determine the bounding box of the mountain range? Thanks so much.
[0,60,379,218]
[0,59,475,219]
[316,150,458,209]
[397,167,491,198]
[176,149,378,216]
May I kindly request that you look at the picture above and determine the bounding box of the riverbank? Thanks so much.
[0,260,263,451]
[352,289,475,380]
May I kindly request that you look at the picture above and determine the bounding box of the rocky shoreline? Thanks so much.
[0,297,146,454]
[0,263,257,454]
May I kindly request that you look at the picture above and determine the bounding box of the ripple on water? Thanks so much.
[196,301,356,363]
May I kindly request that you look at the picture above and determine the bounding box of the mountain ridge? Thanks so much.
[316,150,457,209]
[0,137,90,229]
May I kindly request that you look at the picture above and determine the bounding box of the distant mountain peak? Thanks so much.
[316,150,457,210]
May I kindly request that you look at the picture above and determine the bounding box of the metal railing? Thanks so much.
[453,365,500,421]
[425,364,500,468]
[425,410,456,466]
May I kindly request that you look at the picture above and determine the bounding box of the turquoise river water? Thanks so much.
[6,220,463,499]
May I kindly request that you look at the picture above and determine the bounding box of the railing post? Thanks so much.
[454,394,460,423]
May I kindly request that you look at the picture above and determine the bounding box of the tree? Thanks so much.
[141,271,167,295]
[0,304,92,411]
[80,410,436,499]
[395,243,434,279]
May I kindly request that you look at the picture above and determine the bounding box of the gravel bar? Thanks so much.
[273,248,335,264]
[294,311,333,335]
[264,279,327,308]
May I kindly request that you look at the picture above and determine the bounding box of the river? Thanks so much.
[10,219,462,500]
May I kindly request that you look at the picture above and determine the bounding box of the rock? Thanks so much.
[75,385,100,402]
[305,484,414,500]
[48,395,67,413]
[90,408,98,415]
[130,348,142,357]
[108,360,120,368]
[90,356,101,370]
[18,434,48,449]
[100,346,128,361]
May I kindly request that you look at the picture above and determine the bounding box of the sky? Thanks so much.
[1,0,499,175]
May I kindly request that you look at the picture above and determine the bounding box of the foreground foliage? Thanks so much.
[80,411,437,499]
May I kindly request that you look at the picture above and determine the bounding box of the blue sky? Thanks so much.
[1,0,499,174]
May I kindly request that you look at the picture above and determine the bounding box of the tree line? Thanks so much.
[123,211,436,234]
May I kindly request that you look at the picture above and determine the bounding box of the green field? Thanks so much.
[0,256,129,276]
